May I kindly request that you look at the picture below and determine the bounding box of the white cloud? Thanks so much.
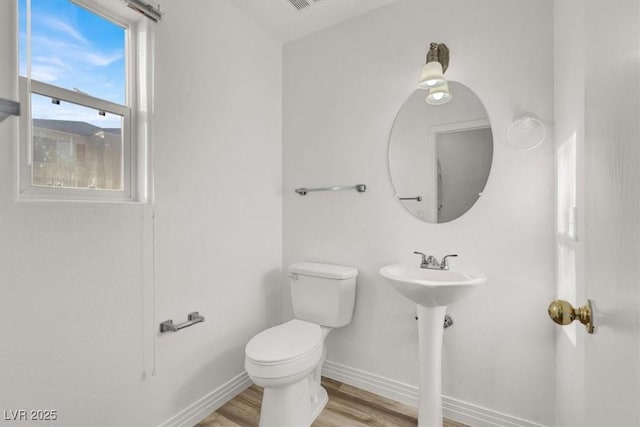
[32,34,123,69]
[31,64,63,82]
[31,34,83,54]
[38,16,89,45]
[34,55,72,72]
[86,51,123,67]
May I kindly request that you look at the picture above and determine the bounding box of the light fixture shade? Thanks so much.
[425,82,453,105]
[418,61,445,89]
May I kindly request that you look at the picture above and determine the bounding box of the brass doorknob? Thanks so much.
[547,299,595,334]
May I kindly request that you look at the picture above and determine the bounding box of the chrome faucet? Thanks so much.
[413,251,458,270]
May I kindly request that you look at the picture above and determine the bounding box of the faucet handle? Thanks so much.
[413,251,428,266]
[440,254,458,270]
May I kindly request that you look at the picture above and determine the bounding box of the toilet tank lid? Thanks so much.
[289,262,358,279]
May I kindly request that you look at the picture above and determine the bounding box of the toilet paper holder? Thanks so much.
[160,312,205,333]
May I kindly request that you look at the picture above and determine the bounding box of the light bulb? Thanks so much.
[425,81,452,105]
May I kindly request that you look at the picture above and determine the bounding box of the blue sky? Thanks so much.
[19,0,125,127]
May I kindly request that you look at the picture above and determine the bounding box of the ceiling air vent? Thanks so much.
[288,0,310,10]
[287,0,319,11]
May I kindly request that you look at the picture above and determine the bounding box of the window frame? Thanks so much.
[18,0,144,202]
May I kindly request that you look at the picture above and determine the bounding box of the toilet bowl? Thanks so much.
[244,262,358,427]
[245,320,331,426]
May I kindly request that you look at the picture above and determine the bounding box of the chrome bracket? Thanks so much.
[426,42,449,73]
[415,314,454,329]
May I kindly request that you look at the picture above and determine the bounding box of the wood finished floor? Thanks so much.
[196,377,468,427]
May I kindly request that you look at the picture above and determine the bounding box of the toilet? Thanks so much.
[244,262,358,427]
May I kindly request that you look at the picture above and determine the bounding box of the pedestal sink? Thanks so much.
[379,263,486,427]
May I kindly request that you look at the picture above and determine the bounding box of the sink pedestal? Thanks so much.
[379,263,486,427]
[416,305,447,427]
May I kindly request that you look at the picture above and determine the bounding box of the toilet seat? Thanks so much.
[245,320,323,379]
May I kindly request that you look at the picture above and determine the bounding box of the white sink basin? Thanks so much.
[379,264,486,307]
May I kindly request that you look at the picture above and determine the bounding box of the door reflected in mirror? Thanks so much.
[388,82,493,223]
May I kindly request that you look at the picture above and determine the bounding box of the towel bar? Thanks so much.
[295,184,366,196]
[160,312,205,333]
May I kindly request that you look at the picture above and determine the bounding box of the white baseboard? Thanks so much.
[159,371,252,427]
[322,359,419,407]
[160,361,545,427]
[322,360,545,427]
[441,396,545,427]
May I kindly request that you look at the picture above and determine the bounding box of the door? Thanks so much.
[554,2,640,426]
[435,125,492,223]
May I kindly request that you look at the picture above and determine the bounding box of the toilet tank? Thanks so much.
[288,262,358,328]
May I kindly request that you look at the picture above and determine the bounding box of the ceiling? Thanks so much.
[234,0,397,43]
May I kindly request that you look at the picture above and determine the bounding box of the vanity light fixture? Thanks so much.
[418,42,453,105]
[417,42,449,89]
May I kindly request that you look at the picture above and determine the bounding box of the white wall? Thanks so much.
[151,1,282,421]
[0,1,282,425]
[283,1,556,424]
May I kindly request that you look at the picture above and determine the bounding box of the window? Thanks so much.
[18,0,147,201]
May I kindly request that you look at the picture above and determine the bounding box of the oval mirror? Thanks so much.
[388,82,493,223]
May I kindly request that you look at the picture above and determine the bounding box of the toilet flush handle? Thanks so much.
[288,273,299,280]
